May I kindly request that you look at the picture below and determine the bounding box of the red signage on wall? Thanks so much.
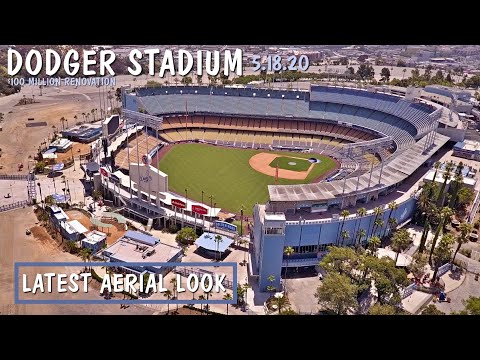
[192,205,208,215]
[171,199,186,209]
[100,167,109,178]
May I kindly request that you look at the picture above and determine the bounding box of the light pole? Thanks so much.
[70,147,76,171]
[209,195,214,232]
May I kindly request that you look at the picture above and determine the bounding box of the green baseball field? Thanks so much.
[158,143,337,214]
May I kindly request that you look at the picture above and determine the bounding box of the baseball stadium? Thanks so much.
[98,84,462,290]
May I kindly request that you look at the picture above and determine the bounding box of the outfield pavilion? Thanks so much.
[96,84,463,291]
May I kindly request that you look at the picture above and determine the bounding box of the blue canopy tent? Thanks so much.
[52,193,70,203]
[194,232,234,253]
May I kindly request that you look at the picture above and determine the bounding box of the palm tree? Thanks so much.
[223,293,233,315]
[79,247,91,271]
[170,277,178,312]
[356,228,367,248]
[369,236,381,254]
[369,206,382,238]
[336,209,350,245]
[266,275,277,293]
[60,116,66,131]
[197,75,203,85]
[91,108,96,121]
[388,217,398,234]
[391,228,411,264]
[383,201,398,237]
[198,294,206,314]
[214,234,223,261]
[340,230,350,246]
[73,115,78,125]
[355,207,367,245]
[437,162,453,206]
[452,222,473,264]
[373,218,384,238]
[37,182,43,207]
[432,161,441,183]
[283,246,294,292]
[86,113,90,123]
[163,289,173,314]
[429,207,453,264]
[449,173,464,208]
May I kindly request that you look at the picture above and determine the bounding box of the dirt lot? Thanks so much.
[65,209,127,245]
[0,86,103,174]
[0,207,154,315]
[55,142,92,163]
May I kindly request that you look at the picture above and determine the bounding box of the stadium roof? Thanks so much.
[268,132,450,203]
[194,232,234,253]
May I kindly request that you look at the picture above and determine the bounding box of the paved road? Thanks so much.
[434,273,480,314]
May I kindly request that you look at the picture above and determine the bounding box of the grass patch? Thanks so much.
[269,156,313,172]
[158,143,337,215]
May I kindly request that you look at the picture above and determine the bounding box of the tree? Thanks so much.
[369,256,409,305]
[214,234,223,261]
[272,292,287,314]
[369,206,383,238]
[223,293,233,315]
[355,207,367,247]
[457,186,474,208]
[163,289,173,314]
[79,247,92,271]
[64,240,77,254]
[452,222,473,264]
[197,75,203,85]
[283,246,294,292]
[44,194,55,206]
[266,275,277,293]
[421,304,445,315]
[369,236,381,254]
[340,230,350,247]
[431,233,454,281]
[432,161,441,183]
[437,162,453,206]
[92,190,102,201]
[384,201,398,238]
[170,277,179,312]
[320,246,359,280]
[390,228,411,264]
[356,229,367,249]
[368,303,397,315]
[181,76,192,85]
[446,73,453,83]
[314,272,358,315]
[429,207,453,264]
[459,296,480,315]
[60,116,67,131]
[337,209,350,245]
[356,64,375,80]
[175,226,197,245]
[380,67,390,82]
[408,253,428,280]
[396,59,407,67]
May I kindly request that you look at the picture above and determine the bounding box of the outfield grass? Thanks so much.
[158,144,337,214]
[269,156,312,172]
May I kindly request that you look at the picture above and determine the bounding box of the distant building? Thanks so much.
[48,206,89,241]
[82,230,107,252]
[102,231,183,278]
[49,138,72,153]
[61,124,102,143]
[453,140,480,161]
[424,85,471,102]
[423,161,477,189]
